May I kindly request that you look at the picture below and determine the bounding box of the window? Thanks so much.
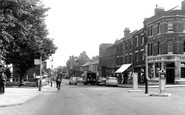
[141,36,145,45]
[168,22,173,32]
[130,40,132,49]
[157,23,160,34]
[129,54,132,63]
[157,42,160,55]
[150,26,153,36]
[184,41,185,52]
[148,26,153,36]
[125,41,128,50]
[121,56,123,64]
[151,44,153,56]
[125,55,127,63]
[148,27,150,36]
[120,44,123,51]
[135,37,138,47]
[141,51,145,60]
[168,41,173,53]
[135,52,138,62]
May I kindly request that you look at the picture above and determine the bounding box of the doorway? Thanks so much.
[166,62,175,84]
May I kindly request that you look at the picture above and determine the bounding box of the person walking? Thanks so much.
[56,73,62,91]
[0,67,6,94]
[50,77,53,87]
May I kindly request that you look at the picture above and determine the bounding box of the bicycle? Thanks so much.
[56,82,61,91]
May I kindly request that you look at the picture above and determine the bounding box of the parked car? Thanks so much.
[35,75,49,87]
[77,77,84,83]
[69,77,77,85]
[97,77,106,86]
[106,77,118,87]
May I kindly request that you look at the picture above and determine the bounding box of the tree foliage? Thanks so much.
[0,0,57,79]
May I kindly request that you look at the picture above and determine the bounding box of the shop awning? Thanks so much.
[115,64,131,73]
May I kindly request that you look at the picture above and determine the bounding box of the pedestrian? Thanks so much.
[50,77,53,87]
[56,73,62,91]
[0,68,6,94]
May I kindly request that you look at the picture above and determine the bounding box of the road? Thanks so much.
[1,79,185,115]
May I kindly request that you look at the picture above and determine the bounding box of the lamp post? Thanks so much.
[144,28,148,94]
[38,51,42,91]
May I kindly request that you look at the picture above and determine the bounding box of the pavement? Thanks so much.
[0,84,52,107]
[1,83,185,107]
[118,84,185,88]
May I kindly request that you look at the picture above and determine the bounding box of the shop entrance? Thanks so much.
[166,62,175,84]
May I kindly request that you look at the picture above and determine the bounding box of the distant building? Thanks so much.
[82,59,99,75]
[66,51,91,77]
[99,43,112,77]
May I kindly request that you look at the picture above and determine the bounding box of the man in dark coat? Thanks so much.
[0,67,6,94]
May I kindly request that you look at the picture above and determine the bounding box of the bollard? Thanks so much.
[150,70,171,97]
[159,73,166,94]
[128,72,143,93]
[133,73,138,91]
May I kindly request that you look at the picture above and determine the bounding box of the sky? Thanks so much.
[42,0,183,68]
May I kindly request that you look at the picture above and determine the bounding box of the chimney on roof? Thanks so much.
[155,5,164,15]
[124,27,130,37]
[182,0,185,10]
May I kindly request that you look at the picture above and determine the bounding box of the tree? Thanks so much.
[0,0,57,82]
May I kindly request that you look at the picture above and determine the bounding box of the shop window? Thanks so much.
[155,63,161,78]
[181,67,185,78]
[181,62,185,78]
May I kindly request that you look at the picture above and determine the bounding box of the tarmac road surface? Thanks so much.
[1,79,185,115]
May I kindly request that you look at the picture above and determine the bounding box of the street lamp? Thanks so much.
[38,52,42,91]
[144,27,148,94]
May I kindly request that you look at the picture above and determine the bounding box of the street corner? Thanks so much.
[149,93,172,97]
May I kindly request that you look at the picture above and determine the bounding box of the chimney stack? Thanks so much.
[154,5,164,15]
[182,0,185,10]
[124,28,130,37]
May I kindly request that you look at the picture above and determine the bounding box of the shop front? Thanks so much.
[146,54,185,84]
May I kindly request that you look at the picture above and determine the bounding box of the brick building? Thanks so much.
[99,28,146,83]
[144,1,185,84]
[99,1,185,84]
[122,28,146,83]
[99,43,112,77]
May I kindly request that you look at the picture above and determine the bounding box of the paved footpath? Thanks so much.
[0,84,52,107]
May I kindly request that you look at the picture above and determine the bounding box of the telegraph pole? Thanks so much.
[38,53,42,91]
[145,44,148,94]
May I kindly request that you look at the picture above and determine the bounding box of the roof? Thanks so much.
[82,60,99,67]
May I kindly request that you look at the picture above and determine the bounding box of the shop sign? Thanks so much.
[164,56,175,60]
[147,57,162,62]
